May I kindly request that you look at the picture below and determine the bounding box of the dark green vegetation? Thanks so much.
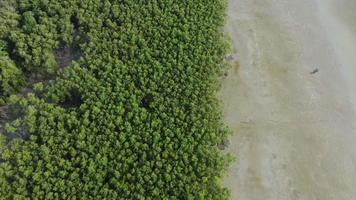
[0,0,231,199]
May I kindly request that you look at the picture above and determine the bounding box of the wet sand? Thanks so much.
[220,0,356,199]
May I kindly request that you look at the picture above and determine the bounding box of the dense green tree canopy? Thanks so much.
[0,0,231,199]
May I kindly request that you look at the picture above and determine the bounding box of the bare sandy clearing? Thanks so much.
[221,0,356,199]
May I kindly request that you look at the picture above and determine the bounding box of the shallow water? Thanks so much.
[221,0,356,199]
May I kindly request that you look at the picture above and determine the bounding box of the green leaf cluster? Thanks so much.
[0,40,25,104]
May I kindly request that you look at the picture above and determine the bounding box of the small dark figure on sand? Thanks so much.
[310,68,319,74]
[224,54,234,61]
[218,139,230,150]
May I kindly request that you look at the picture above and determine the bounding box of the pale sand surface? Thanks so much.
[220,0,356,199]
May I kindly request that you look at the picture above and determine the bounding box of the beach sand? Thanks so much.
[220,0,356,199]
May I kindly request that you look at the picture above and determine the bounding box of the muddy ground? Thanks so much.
[220,0,356,199]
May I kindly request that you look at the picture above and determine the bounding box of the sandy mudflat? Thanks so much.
[220,0,356,199]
